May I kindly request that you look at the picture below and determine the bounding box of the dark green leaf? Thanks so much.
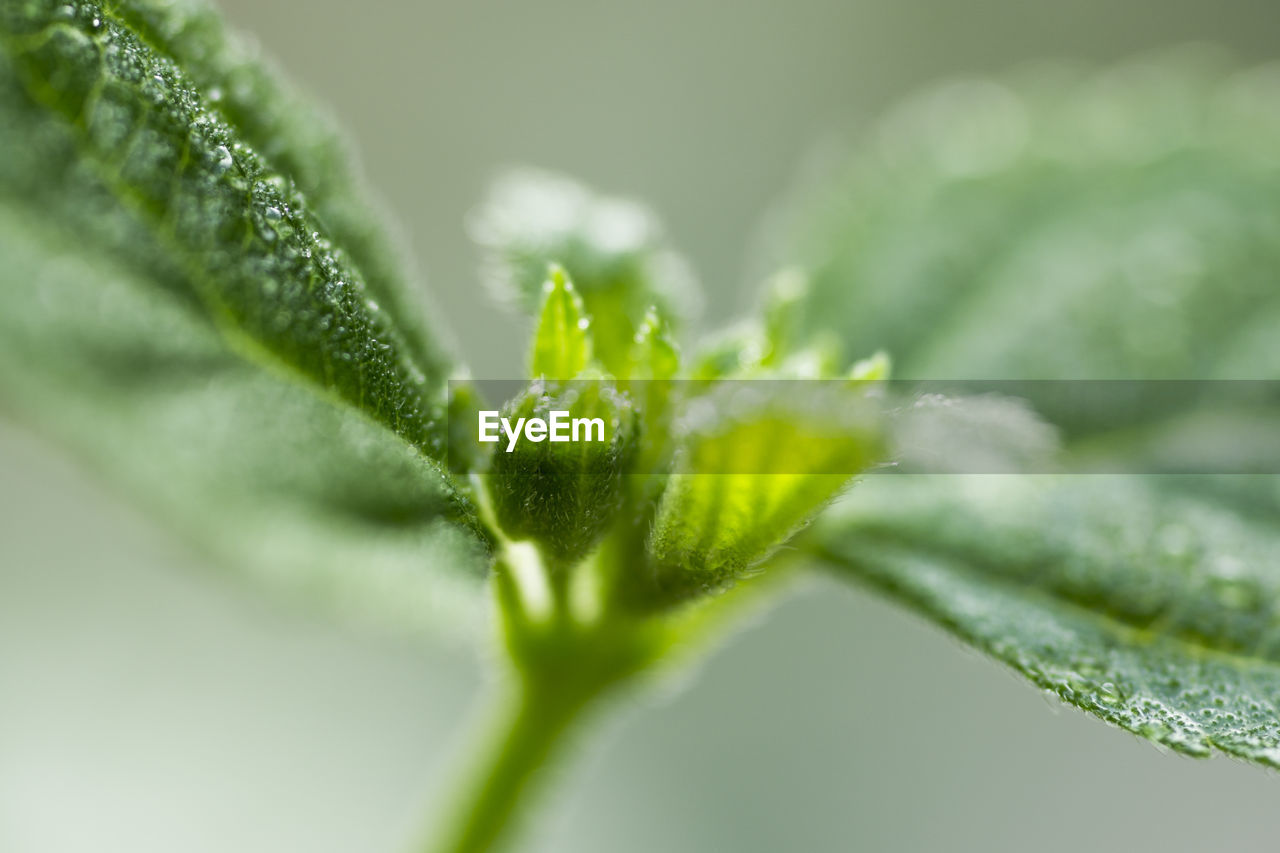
[2,1,453,452]
[0,0,491,633]
[489,382,638,566]
[786,52,1280,766]
[812,475,1280,766]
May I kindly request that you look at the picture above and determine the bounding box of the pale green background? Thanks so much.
[4,0,1280,850]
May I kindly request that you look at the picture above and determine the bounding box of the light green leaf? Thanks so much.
[0,0,491,633]
[643,384,883,606]
[687,321,767,381]
[624,305,680,383]
[811,475,1280,766]
[472,168,701,373]
[847,350,890,384]
[759,267,810,368]
[529,266,592,380]
[620,306,682,476]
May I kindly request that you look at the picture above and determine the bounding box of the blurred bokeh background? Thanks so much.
[4,0,1280,850]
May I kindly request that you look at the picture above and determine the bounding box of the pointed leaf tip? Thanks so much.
[626,305,680,381]
[848,350,891,384]
[530,264,593,379]
[763,267,810,365]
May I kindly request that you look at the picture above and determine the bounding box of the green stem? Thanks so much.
[421,674,602,853]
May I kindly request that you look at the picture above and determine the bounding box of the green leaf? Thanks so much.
[643,384,883,606]
[687,321,767,381]
[472,168,701,374]
[810,475,1280,766]
[784,50,1280,389]
[847,350,890,384]
[489,382,639,566]
[98,0,450,383]
[0,0,491,633]
[783,52,1280,766]
[888,391,1060,474]
[619,306,682,476]
[624,305,680,383]
[759,267,810,368]
[529,266,592,380]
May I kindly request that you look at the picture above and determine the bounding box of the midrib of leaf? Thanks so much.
[0,189,492,633]
[97,0,452,384]
[1,4,453,463]
[0,190,442,481]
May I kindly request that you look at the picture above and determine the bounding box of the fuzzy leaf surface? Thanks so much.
[788,54,1280,764]
[0,0,491,634]
[814,476,1280,766]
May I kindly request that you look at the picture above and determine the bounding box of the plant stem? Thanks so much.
[421,674,602,853]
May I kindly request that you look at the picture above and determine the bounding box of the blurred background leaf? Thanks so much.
[472,169,700,375]
[781,50,1280,385]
